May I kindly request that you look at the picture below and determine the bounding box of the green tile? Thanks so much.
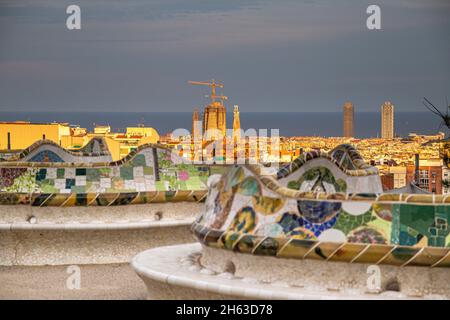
[120,167,133,180]
[131,154,146,166]
[185,176,203,190]
[143,166,154,175]
[86,168,101,181]
[41,184,58,193]
[39,179,54,186]
[71,186,86,193]
[56,168,65,179]
[177,181,187,190]
[155,181,167,191]
[99,168,111,177]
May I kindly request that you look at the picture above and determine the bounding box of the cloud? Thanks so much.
[0,0,449,112]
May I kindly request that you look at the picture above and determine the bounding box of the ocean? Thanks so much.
[0,111,445,138]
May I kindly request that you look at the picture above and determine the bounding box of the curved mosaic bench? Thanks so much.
[276,144,382,194]
[193,163,450,268]
[0,143,210,200]
[164,146,450,299]
[278,144,378,178]
[132,145,449,299]
[0,144,217,265]
[2,138,112,163]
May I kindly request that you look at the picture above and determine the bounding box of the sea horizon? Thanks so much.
[0,111,445,139]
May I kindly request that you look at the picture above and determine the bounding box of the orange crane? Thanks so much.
[188,79,228,104]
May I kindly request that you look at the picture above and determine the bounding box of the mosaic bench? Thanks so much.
[0,143,211,198]
[0,143,221,265]
[1,138,112,163]
[133,144,450,299]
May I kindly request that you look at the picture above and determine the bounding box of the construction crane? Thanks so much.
[188,79,228,104]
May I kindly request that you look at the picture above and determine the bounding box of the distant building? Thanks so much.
[343,101,354,137]
[126,126,159,139]
[406,158,443,194]
[380,173,394,191]
[388,166,407,189]
[381,101,394,139]
[0,122,71,150]
[94,125,111,135]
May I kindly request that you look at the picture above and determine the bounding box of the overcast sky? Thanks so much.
[0,0,449,113]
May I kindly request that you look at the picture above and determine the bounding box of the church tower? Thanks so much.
[232,105,241,143]
[192,107,200,140]
[188,79,227,141]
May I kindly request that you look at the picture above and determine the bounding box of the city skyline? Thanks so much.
[0,0,449,113]
[1,0,450,303]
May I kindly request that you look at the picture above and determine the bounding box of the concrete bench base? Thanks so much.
[0,202,202,266]
[132,243,449,300]
[0,220,195,266]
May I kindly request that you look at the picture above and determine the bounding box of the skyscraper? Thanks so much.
[232,105,241,143]
[381,101,395,139]
[343,101,354,137]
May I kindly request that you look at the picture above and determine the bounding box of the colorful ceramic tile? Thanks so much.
[351,244,393,264]
[327,243,368,262]
[56,168,65,179]
[276,239,317,259]
[304,242,343,260]
[253,237,287,256]
[110,192,139,206]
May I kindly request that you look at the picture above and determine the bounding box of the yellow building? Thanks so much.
[0,121,158,161]
[94,125,111,135]
[0,122,71,150]
[126,127,159,140]
[62,126,160,161]
[60,134,90,149]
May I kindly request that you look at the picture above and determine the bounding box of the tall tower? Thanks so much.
[381,101,395,139]
[192,107,200,140]
[232,105,241,143]
[189,80,227,141]
[343,101,354,137]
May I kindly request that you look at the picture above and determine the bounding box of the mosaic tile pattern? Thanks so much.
[0,144,220,205]
[28,150,65,162]
[271,144,382,194]
[277,144,378,179]
[194,146,450,267]
[5,138,111,163]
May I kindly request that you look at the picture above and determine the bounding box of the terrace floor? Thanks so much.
[0,263,147,299]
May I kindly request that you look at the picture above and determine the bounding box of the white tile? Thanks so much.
[76,176,86,186]
[100,178,111,188]
[65,168,75,178]
[54,179,66,189]
[136,183,146,191]
[133,166,144,177]
[46,168,57,179]
[125,180,136,190]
